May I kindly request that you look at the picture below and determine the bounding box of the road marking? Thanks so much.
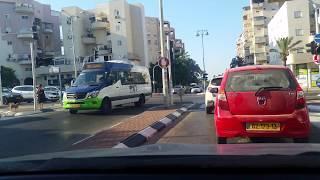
[138,127,158,138]
[72,134,95,145]
[110,122,122,128]
[172,111,181,117]
[160,117,173,125]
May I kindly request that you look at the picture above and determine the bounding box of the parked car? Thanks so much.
[215,65,310,144]
[172,85,184,94]
[12,85,34,103]
[44,86,61,102]
[190,86,202,94]
[205,76,223,114]
[2,88,23,105]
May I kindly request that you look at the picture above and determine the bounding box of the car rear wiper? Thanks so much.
[255,86,285,96]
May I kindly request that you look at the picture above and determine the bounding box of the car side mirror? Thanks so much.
[210,88,218,93]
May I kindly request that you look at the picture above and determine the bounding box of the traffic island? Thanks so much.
[71,104,194,150]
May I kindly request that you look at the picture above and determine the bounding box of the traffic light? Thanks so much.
[32,25,38,40]
[203,73,208,81]
[306,41,316,54]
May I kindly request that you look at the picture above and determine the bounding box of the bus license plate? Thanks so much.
[70,104,80,108]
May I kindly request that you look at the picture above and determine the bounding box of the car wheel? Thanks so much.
[2,97,8,105]
[135,95,145,107]
[217,137,227,144]
[206,106,213,114]
[293,138,309,143]
[69,109,78,114]
[101,98,112,115]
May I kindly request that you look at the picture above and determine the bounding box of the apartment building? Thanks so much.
[60,0,148,74]
[145,17,185,64]
[236,33,245,58]
[241,6,254,64]
[268,0,320,88]
[0,0,61,86]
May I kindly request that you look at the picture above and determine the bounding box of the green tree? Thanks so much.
[276,37,302,66]
[1,66,20,88]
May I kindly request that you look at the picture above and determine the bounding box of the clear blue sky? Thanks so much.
[38,0,248,77]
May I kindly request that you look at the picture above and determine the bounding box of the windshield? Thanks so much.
[2,0,320,172]
[73,71,106,86]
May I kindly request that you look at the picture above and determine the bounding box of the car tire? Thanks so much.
[206,106,214,114]
[2,97,8,105]
[217,137,227,144]
[293,138,309,143]
[69,109,78,114]
[101,98,112,115]
[135,95,145,107]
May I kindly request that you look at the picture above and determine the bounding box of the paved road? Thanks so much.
[0,94,201,158]
[158,95,320,144]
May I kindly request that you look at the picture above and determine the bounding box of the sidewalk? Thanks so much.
[0,102,62,118]
[71,105,186,150]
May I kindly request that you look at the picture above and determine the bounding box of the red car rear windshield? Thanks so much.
[225,69,296,92]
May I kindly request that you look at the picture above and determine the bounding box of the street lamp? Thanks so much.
[196,29,209,90]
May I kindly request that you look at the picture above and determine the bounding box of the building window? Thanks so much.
[296,29,304,36]
[4,14,9,19]
[44,76,47,80]
[154,34,157,37]
[117,40,122,46]
[148,40,151,45]
[294,11,303,18]
[297,48,304,53]
[147,34,151,37]
[21,15,28,19]
[116,25,121,31]
[5,27,11,33]
[25,68,32,71]
[7,41,12,45]
[154,40,158,45]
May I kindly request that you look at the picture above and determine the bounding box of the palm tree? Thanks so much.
[276,37,302,66]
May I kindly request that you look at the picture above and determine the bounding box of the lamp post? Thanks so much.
[196,29,209,90]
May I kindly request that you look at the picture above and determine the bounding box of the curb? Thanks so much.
[0,107,64,120]
[113,104,194,148]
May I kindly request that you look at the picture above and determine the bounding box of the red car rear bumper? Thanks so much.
[215,108,310,138]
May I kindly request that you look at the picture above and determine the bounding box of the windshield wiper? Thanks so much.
[255,86,285,96]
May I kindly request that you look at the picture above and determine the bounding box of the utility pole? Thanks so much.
[70,17,77,79]
[30,42,37,111]
[196,30,209,91]
[166,35,173,105]
[0,65,3,106]
[159,0,169,107]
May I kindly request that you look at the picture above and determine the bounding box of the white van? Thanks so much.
[63,60,152,114]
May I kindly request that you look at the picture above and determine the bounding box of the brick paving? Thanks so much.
[71,106,178,149]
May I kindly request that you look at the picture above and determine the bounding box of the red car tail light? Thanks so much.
[296,86,306,109]
[218,90,229,111]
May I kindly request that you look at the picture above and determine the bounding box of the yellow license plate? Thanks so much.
[246,123,280,131]
[70,104,81,108]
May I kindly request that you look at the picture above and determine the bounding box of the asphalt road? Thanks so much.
[158,96,320,144]
[0,94,202,158]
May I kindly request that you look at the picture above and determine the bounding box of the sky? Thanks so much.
[38,0,248,78]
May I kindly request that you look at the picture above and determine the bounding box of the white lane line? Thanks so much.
[110,122,122,128]
[72,134,95,145]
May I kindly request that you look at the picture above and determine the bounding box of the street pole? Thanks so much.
[315,6,320,79]
[159,0,169,107]
[58,72,62,104]
[0,66,3,106]
[196,30,208,91]
[152,64,160,93]
[70,17,77,79]
[166,35,173,105]
[30,42,37,111]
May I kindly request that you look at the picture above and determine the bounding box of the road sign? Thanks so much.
[313,55,320,64]
[158,57,169,68]
[315,34,320,44]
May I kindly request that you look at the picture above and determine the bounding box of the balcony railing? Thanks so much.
[255,37,267,44]
[15,3,34,14]
[91,21,110,30]
[17,29,33,39]
[82,35,96,44]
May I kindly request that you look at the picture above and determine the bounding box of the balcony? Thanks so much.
[17,29,33,39]
[91,21,110,30]
[255,47,266,53]
[255,37,267,44]
[82,35,96,44]
[15,3,34,14]
[254,19,265,26]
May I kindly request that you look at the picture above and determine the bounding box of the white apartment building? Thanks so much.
[268,0,320,88]
[236,33,245,58]
[0,0,61,86]
[60,0,149,73]
[249,0,286,65]
[145,17,160,64]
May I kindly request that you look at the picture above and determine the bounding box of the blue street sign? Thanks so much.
[315,34,320,44]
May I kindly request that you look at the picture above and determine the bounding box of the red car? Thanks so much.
[214,65,310,144]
